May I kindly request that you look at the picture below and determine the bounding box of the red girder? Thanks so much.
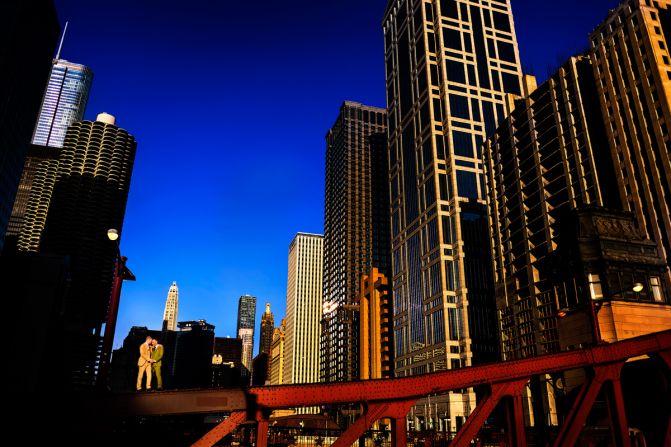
[185,330,671,447]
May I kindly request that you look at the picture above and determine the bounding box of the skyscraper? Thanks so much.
[321,101,387,383]
[29,112,137,388]
[5,58,93,245]
[484,0,671,426]
[32,58,93,148]
[588,0,671,287]
[163,281,179,331]
[383,0,523,427]
[0,0,59,252]
[285,233,323,387]
[236,294,257,379]
[259,303,274,355]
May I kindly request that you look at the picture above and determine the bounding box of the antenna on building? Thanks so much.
[56,21,69,60]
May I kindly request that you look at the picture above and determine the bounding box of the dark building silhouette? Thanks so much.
[1,252,70,391]
[259,303,274,355]
[19,113,137,389]
[251,352,269,386]
[212,337,243,387]
[321,101,387,383]
[0,0,59,252]
[173,320,215,389]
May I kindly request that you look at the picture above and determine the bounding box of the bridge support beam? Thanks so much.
[450,380,527,447]
[330,400,414,447]
[192,411,246,447]
[552,363,628,447]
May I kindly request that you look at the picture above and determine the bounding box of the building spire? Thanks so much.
[55,21,69,61]
[265,303,271,314]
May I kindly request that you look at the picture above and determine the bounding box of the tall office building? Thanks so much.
[321,101,387,383]
[383,0,523,426]
[484,0,671,426]
[486,0,671,360]
[236,294,257,379]
[6,59,93,243]
[589,0,671,286]
[259,303,274,355]
[163,281,179,331]
[285,233,323,387]
[32,59,93,148]
[27,112,136,388]
[0,0,59,252]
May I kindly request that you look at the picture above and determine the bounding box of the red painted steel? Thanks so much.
[176,330,671,447]
[192,411,247,447]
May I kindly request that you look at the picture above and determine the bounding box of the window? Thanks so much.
[443,28,462,50]
[588,273,603,300]
[446,60,466,84]
[456,170,478,198]
[453,131,472,157]
[449,94,470,119]
[651,276,664,303]
[492,11,511,32]
[497,41,516,62]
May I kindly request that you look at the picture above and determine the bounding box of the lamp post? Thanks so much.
[96,228,135,390]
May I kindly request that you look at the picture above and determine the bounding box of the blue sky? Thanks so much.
[51,0,621,350]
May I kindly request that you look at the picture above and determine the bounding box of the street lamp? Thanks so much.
[97,228,136,390]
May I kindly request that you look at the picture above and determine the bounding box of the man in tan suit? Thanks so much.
[137,336,154,391]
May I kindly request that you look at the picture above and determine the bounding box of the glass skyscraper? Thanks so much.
[236,294,257,380]
[383,0,522,429]
[32,59,93,148]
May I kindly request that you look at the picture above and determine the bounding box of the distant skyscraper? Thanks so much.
[0,0,59,252]
[5,58,93,244]
[259,303,274,355]
[269,319,285,386]
[321,101,387,383]
[174,320,215,389]
[163,281,179,331]
[24,112,136,388]
[236,294,257,379]
[383,0,523,428]
[285,233,323,387]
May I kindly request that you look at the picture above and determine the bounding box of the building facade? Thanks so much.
[383,0,523,427]
[269,319,286,386]
[260,303,274,355]
[357,267,393,379]
[589,0,671,287]
[0,0,59,252]
[484,0,671,427]
[21,112,136,388]
[236,294,257,379]
[321,101,387,383]
[6,59,93,247]
[163,281,179,331]
[285,233,323,386]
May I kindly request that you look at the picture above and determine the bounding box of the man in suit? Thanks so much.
[150,338,164,390]
[137,336,154,391]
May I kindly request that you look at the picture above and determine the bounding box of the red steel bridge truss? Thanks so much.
[100,330,671,447]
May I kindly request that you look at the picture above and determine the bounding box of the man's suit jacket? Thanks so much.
[138,342,152,367]
[151,344,164,367]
